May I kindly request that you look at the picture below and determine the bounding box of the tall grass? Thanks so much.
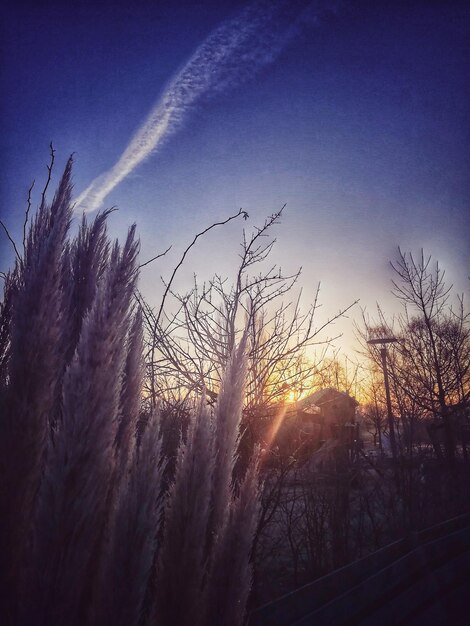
[0,159,260,626]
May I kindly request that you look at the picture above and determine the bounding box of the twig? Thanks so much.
[23,179,35,250]
[0,220,21,261]
[155,208,248,327]
[139,245,172,269]
[40,142,55,209]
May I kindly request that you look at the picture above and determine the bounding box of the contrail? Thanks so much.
[75,0,331,213]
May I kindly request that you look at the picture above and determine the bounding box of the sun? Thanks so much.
[287,390,297,403]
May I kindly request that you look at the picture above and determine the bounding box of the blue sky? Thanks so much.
[1,0,469,354]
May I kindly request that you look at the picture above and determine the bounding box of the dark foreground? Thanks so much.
[250,512,470,625]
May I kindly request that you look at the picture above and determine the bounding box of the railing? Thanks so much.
[249,512,470,626]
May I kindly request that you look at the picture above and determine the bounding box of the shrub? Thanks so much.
[0,158,260,626]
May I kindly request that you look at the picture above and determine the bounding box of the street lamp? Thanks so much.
[367,337,399,468]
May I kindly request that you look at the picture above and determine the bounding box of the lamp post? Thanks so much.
[367,337,399,476]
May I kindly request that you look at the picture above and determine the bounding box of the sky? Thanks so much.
[1,0,469,355]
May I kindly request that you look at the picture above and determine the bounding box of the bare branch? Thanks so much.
[0,220,21,262]
[40,142,56,209]
[139,245,172,269]
[155,207,248,327]
[23,179,35,250]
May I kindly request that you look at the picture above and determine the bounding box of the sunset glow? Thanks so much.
[1,2,469,623]
[1,0,468,360]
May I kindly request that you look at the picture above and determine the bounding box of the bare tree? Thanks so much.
[388,249,470,462]
[140,208,357,450]
[358,248,469,473]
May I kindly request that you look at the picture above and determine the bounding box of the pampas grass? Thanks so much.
[0,158,260,626]
[27,226,139,626]
[115,308,145,478]
[203,449,261,626]
[103,409,164,626]
[0,159,73,619]
[210,334,248,538]
[156,396,214,626]
[156,333,260,626]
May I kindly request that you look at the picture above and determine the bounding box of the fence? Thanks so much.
[249,512,470,625]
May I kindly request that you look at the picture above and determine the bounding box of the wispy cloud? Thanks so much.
[75,0,329,213]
